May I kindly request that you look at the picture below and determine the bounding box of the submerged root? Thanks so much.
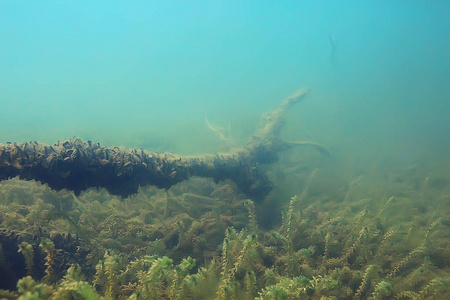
[0,89,327,202]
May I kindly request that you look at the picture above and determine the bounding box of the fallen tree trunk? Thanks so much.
[0,88,327,201]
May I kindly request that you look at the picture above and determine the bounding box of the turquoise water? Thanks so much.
[1,2,450,298]
[1,1,448,163]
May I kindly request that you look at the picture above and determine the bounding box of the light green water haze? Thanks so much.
[0,4,449,297]
[1,1,449,168]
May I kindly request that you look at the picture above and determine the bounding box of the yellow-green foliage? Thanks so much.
[1,161,449,299]
[243,199,257,234]
[39,238,56,284]
[135,256,174,299]
[369,281,393,299]
[93,251,121,297]
[168,256,197,300]
[355,264,378,298]
[418,276,450,299]
[216,227,258,300]
[16,276,53,300]
[18,242,34,276]
[52,264,99,300]
[256,276,310,299]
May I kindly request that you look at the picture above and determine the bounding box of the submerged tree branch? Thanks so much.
[0,88,327,201]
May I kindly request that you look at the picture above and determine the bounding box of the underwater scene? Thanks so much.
[0,1,449,299]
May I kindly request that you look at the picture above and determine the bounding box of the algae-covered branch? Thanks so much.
[0,89,327,200]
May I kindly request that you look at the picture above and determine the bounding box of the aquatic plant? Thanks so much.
[243,199,257,234]
[168,256,196,300]
[217,228,259,299]
[369,281,393,299]
[18,242,34,276]
[52,264,99,300]
[256,276,310,299]
[355,264,378,298]
[388,246,426,278]
[0,156,449,299]
[92,251,121,297]
[16,276,53,300]
[39,238,56,284]
[417,276,450,299]
[135,256,173,299]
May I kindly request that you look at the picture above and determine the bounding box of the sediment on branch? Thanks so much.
[0,88,327,201]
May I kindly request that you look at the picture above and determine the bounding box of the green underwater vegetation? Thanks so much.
[0,156,449,299]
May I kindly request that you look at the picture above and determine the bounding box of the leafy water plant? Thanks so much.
[0,159,449,299]
[16,276,53,300]
[355,264,378,298]
[18,242,34,276]
[369,281,393,299]
[39,238,56,284]
[52,264,99,300]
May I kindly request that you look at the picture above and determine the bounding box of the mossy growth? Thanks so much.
[0,160,448,299]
